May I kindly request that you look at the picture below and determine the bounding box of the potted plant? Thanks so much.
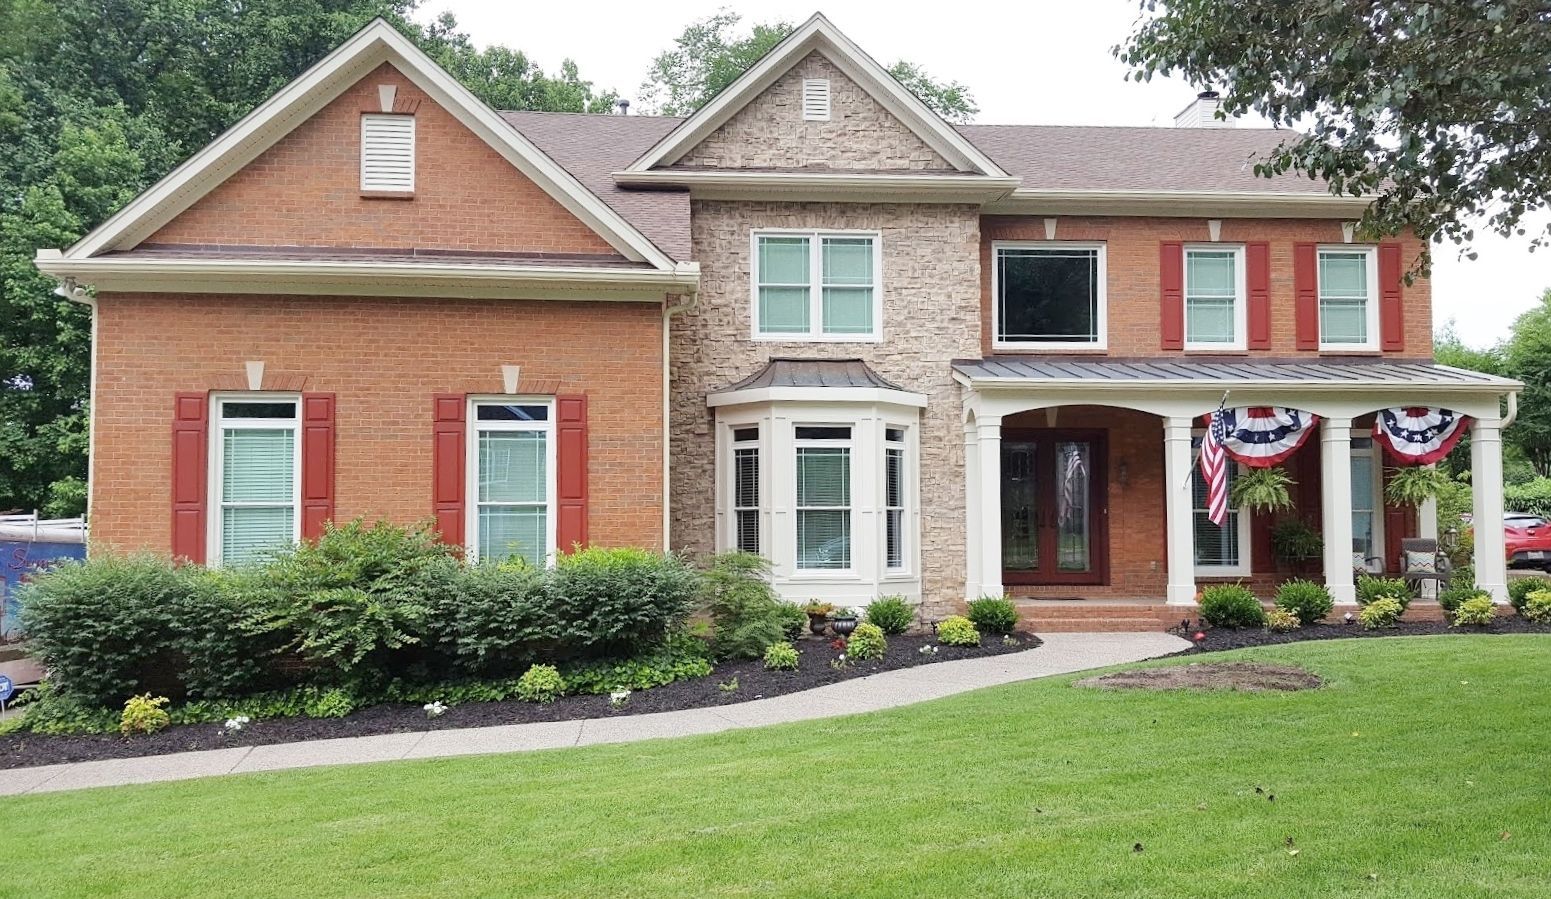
[1271,518,1323,574]
[1229,466,1295,514]
[829,606,859,637]
[1384,465,1451,508]
[803,601,835,635]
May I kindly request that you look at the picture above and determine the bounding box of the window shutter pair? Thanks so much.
[1158,241,1271,350]
[1294,241,1405,351]
[431,394,588,553]
[170,392,335,563]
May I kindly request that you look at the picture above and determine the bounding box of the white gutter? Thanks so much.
[954,373,1524,393]
[661,288,699,552]
[1503,391,1519,428]
[985,188,1374,218]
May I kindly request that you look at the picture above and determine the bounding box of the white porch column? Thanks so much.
[1321,417,1357,605]
[963,421,982,602]
[1163,417,1198,606]
[1419,469,1440,599]
[1471,419,1509,603]
[976,416,1004,598]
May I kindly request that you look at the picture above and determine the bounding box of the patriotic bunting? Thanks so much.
[1373,407,1471,466]
[1199,406,1321,468]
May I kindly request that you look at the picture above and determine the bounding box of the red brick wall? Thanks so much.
[89,293,663,555]
[980,217,1432,359]
[148,63,618,257]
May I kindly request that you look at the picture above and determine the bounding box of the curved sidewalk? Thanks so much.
[0,631,1189,796]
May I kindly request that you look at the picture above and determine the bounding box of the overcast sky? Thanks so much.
[419,0,1546,349]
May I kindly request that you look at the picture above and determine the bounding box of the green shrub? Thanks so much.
[176,566,284,699]
[1523,590,1551,623]
[119,694,171,736]
[1358,597,1403,630]
[303,687,357,719]
[1270,519,1322,568]
[936,615,980,646]
[4,683,118,735]
[774,603,807,641]
[1505,477,1551,518]
[1273,579,1333,625]
[560,633,712,694]
[1266,608,1301,632]
[422,559,555,674]
[1451,596,1495,627]
[847,622,887,660]
[966,596,1019,634]
[702,552,787,660]
[1356,575,1412,610]
[1508,576,1551,613]
[1199,585,1266,629]
[1437,584,1489,613]
[546,547,701,657]
[763,641,799,671]
[516,664,565,703]
[864,596,914,635]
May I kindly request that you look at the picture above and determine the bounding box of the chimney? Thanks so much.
[616,98,631,115]
[1174,90,1233,128]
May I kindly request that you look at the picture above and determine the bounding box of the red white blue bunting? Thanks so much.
[1373,407,1471,466]
[1199,406,1321,468]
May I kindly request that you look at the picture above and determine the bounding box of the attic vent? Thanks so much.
[360,114,415,193]
[802,79,831,121]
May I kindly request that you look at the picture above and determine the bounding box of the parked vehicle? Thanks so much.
[1504,513,1551,571]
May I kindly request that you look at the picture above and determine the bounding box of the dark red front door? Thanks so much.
[1001,429,1109,586]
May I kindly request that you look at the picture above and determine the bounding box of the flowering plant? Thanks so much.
[609,688,632,708]
[223,715,251,733]
[423,701,448,718]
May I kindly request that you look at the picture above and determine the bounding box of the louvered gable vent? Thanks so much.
[802,79,831,121]
[361,114,415,192]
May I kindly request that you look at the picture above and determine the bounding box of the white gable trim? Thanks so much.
[625,13,1006,177]
[62,19,675,270]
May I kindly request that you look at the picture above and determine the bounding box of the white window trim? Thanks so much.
[991,240,1109,351]
[731,427,762,556]
[794,425,856,574]
[359,113,415,194]
[464,396,557,567]
[1317,244,1380,352]
[1351,437,1386,571]
[207,392,302,567]
[1191,431,1253,578]
[750,229,883,342]
[884,429,907,572]
[1183,243,1248,351]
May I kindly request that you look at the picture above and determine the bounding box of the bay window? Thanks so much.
[211,396,300,565]
[469,400,554,566]
[1318,247,1379,350]
[993,242,1106,349]
[753,231,880,340]
[1184,245,1245,349]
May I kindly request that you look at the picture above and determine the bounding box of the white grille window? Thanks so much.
[802,78,831,121]
[885,428,905,570]
[211,397,300,565]
[733,426,760,555]
[360,114,415,193]
[795,426,852,570]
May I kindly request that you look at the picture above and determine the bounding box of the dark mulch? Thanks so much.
[1077,661,1322,692]
[0,631,1039,770]
[1175,614,1551,654]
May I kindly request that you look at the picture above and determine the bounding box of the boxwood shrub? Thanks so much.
[1199,584,1266,629]
[864,596,914,635]
[966,596,1019,634]
[1508,576,1551,613]
[1273,579,1333,626]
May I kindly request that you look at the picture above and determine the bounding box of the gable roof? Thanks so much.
[624,13,1006,177]
[58,18,677,271]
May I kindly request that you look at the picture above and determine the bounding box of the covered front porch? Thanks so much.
[954,359,1522,607]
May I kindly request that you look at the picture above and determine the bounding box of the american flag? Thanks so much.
[1200,408,1230,527]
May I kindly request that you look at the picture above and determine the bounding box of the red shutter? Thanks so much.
[555,394,589,554]
[1378,242,1405,351]
[170,392,208,564]
[300,393,336,541]
[432,394,465,548]
[1159,241,1184,350]
[1293,242,1319,350]
[1246,241,1272,350]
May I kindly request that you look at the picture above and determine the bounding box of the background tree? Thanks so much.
[1502,289,1551,476]
[0,0,614,516]
[640,11,979,122]
[1118,1,1551,267]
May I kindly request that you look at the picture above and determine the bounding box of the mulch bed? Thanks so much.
[1077,661,1322,692]
[0,631,1039,770]
[1176,615,1551,653]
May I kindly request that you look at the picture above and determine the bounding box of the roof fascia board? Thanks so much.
[64,19,676,270]
[985,189,1373,218]
[625,14,1006,177]
[613,169,1019,202]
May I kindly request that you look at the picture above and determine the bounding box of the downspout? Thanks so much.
[55,278,97,537]
[1502,391,1519,429]
[662,286,699,552]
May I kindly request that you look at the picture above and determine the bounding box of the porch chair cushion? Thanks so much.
[1404,551,1438,574]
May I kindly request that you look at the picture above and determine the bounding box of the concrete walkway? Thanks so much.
[0,632,1188,796]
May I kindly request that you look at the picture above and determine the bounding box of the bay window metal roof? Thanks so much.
[715,358,908,393]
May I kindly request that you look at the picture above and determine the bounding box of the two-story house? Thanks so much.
[35,15,1521,627]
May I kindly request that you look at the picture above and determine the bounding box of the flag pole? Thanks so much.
[1182,390,1232,491]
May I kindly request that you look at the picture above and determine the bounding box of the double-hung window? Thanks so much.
[212,396,300,565]
[754,232,879,340]
[732,426,761,555]
[1318,246,1379,350]
[884,427,906,571]
[993,242,1106,349]
[1184,245,1245,349]
[470,400,554,566]
[1190,433,1251,576]
[794,426,852,570]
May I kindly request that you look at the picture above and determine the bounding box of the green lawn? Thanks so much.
[3,636,1548,898]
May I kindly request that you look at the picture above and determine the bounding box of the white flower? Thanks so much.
[222,715,250,732]
[423,701,448,718]
[609,689,632,707]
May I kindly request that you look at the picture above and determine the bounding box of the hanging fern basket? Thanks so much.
[1229,466,1296,514]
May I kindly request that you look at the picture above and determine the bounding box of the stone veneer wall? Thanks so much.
[678,53,952,171]
[670,201,981,616]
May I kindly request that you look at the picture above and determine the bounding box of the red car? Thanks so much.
[1505,514,1551,571]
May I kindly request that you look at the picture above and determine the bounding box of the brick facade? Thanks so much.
[679,52,951,171]
[89,293,664,555]
[149,63,619,257]
[980,216,1432,359]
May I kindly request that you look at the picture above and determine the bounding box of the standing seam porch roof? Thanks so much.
[952,357,1521,389]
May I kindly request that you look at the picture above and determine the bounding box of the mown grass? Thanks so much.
[2,636,1547,898]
